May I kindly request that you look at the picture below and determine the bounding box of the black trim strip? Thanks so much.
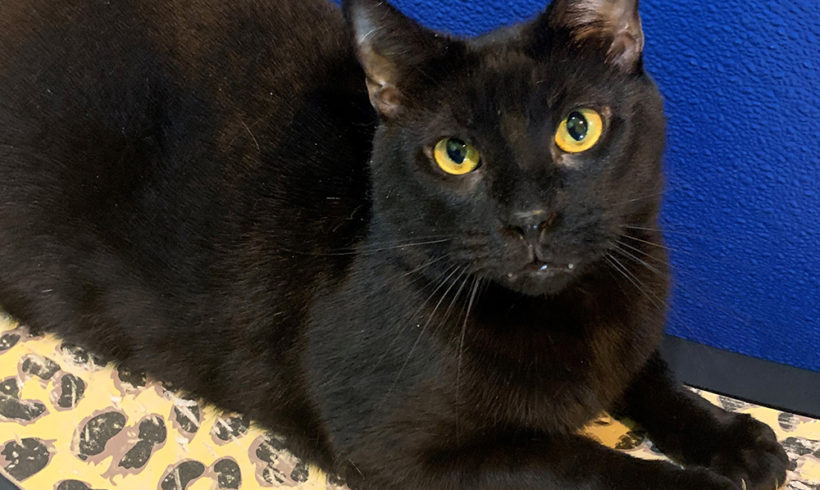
[0,474,18,490]
[661,334,820,418]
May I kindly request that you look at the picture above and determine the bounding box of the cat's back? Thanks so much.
[0,0,347,68]
[0,0,374,359]
[0,0,371,254]
[0,0,354,144]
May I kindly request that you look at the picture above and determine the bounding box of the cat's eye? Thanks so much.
[433,138,481,175]
[554,108,603,153]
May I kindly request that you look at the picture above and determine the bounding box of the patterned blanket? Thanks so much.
[0,312,817,489]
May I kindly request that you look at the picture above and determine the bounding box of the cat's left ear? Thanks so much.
[538,0,644,71]
[343,0,448,119]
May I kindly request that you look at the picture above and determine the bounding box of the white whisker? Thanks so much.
[456,277,480,444]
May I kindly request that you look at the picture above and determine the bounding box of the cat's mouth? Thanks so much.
[507,259,577,280]
[506,260,577,280]
[498,259,580,296]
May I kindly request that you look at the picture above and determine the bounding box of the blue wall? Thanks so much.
[333,0,820,371]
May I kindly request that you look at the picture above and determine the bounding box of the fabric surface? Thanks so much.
[0,312,817,489]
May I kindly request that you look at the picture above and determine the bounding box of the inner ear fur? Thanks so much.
[545,0,645,71]
[342,0,450,118]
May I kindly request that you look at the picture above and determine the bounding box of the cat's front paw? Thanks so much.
[679,467,741,490]
[708,414,788,490]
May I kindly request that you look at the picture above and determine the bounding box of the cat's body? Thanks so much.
[0,0,373,463]
[0,0,788,488]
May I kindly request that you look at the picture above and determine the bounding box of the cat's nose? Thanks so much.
[508,209,558,244]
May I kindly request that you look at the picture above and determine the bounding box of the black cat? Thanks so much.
[0,0,788,488]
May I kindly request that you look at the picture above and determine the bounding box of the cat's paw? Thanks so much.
[679,467,740,490]
[708,414,788,490]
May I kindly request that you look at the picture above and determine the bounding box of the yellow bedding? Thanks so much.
[0,313,817,489]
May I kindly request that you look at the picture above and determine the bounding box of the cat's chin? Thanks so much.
[496,263,579,297]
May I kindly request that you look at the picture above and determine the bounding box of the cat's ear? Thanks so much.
[539,0,644,71]
[343,0,446,118]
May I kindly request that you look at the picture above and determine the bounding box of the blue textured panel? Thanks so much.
[332,0,820,371]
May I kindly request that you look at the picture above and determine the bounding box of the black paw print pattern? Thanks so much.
[116,365,147,389]
[159,460,206,490]
[0,332,20,352]
[53,373,86,409]
[254,434,312,485]
[56,480,101,490]
[75,412,126,461]
[780,437,816,471]
[614,430,647,451]
[1,320,814,490]
[173,401,200,434]
[1,438,50,481]
[0,377,46,422]
[718,395,752,412]
[118,416,167,470]
[59,342,107,368]
[20,355,60,381]
[213,458,242,489]
[2,352,88,422]
[212,415,250,443]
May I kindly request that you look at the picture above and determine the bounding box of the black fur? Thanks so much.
[0,0,787,488]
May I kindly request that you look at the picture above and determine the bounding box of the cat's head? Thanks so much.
[343,0,665,296]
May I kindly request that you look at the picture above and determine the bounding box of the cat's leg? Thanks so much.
[342,430,739,490]
[616,352,788,490]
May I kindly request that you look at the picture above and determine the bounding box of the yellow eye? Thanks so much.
[555,108,603,153]
[434,138,481,175]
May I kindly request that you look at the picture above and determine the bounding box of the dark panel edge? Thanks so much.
[661,334,820,418]
[0,473,18,490]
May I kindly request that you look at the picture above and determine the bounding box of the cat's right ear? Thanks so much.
[533,0,645,72]
[343,0,446,119]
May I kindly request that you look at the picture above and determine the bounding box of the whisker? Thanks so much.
[441,272,472,326]
[615,239,666,265]
[620,233,718,264]
[620,232,763,272]
[618,233,696,257]
[622,224,740,244]
[611,243,665,277]
[604,254,708,333]
[604,254,668,314]
[606,250,742,341]
[400,254,449,278]
[456,276,480,444]
[276,237,452,257]
[333,237,452,253]
[610,191,667,208]
[380,266,466,406]
[344,235,453,248]
[374,263,460,367]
